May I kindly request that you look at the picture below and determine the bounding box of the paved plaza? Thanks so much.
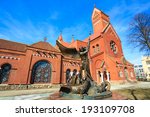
[0,82,150,100]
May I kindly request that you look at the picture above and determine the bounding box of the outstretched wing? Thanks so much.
[56,40,79,58]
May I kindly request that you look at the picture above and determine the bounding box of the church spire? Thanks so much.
[44,37,47,42]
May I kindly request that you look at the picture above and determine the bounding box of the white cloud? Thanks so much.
[106,1,150,65]
[0,33,9,40]
[0,11,90,46]
[107,1,150,35]
[108,1,150,19]
[0,11,60,45]
[128,55,142,65]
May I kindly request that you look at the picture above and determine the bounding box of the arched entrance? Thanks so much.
[73,69,77,76]
[66,69,71,83]
[124,67,129,79]
[95,60,103,83]
[103,71,107,81]
[97,71,101,83]
[0,63,11,84]
[72,69,77,85]
[31,61,52,84]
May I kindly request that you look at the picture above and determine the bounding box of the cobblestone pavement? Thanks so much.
[0,82,150,100]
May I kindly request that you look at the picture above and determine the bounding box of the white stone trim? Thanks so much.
[92,8,101,19]
[0,55,21,60]
[93,20,101,26]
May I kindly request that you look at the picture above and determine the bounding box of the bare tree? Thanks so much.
[128,13,150,55]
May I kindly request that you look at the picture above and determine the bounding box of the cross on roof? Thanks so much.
[72,34,74,38]
[44,37,47,42]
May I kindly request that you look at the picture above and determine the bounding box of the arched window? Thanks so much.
[73,69,77,76]
[110,41,118,54]
[119,71,123,78]
[66,69,71,83]
[31,61,52,84]
[96,44,100,53]
[98,71,101,77]
[92,46,96,54]
[130,72,134,78]
[124,67,129,79]
[0,63,11,84]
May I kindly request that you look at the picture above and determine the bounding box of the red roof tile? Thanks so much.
[0,39,27,52]
[31,41,59,52]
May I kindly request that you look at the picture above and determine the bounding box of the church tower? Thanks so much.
[88,7,136,83]
[92,8,110,33]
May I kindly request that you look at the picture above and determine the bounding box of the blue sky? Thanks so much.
[0,0,150,65]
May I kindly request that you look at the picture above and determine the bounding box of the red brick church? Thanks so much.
[0,7,136,85]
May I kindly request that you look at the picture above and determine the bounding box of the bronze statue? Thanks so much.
[59,37,112,99]
[77,38,93,95]
[79,38,92,80]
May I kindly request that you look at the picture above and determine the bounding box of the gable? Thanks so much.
[31,41,59,52]
[93,11,99,18]
[104,24,120,40]
[92,8,101,19]
[102,19,109,30]
[92,11,101,24]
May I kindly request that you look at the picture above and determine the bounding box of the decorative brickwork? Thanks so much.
[0,7,136,86]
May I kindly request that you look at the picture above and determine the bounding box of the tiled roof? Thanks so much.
[84,32,101,42]
[57,34,79,49]
[31,41,60,52]
[0,39,27,52]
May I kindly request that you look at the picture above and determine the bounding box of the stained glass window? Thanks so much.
[0,63,11,84]
[31,61,52,84]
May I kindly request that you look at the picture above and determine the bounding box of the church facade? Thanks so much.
[0,8,136,85]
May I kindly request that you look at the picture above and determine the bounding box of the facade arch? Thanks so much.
[73,69,77,76]
[0,63,11,84]
[124,67,129,79]
[30,60,52,84]
[66,69,71,83]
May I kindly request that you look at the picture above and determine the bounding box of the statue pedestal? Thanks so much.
[48,91,128,100]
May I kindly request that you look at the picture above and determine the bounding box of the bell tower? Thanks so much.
[92,7,110,33]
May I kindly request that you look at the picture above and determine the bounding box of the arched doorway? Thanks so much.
[97,71,101,83]
[31,61,52,84]
[124,67,129,79]
[103,70,107,81]
[0,63,11,84]
[66,69,71,83]
[73,69,77,76]
[72,69,77,85]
